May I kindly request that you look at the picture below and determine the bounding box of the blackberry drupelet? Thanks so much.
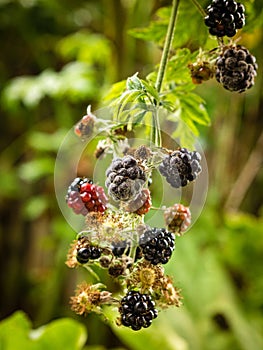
[105,156,146,201]
[159,148,202,188]
[215,45,258,92]
[119,291,158,330]
[76,246,101,264]
[204,0,245,37]
[66,177,108,215]
[164,204,191,235]
[139,227,175,265]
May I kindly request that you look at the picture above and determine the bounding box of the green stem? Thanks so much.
[152,0,180,148]
[190,0,206,17]
[155,0,180,93]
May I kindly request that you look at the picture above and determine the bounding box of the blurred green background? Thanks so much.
[0,0,262,349]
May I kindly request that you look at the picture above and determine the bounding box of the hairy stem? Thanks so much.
[190,0,207,17]
[153,0,180,148]
[155,0,180,93]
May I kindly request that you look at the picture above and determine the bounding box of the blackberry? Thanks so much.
[159,148,202,188]
[119,291,158,330]
[215,45,258,92]
[124,189,152,215]
[105,156,146,201]
[76,246,101,264]
[204,0,245,37]
[74,112,95,139]
[164,204,191,235]
[66,177,108,215]
[139,227,175,265]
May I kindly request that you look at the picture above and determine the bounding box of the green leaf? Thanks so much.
[0,311,36,350]
[103,80,126,102]
[126,73,144,91]
[129,3,208,49]
[33,318,87,350]
[179,92,210,126]
[0,312,87,350]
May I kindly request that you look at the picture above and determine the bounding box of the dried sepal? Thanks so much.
[70,282,112,316]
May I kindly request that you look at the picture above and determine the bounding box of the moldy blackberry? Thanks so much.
[105,155,146,201]
[119,291,158,330]
[159,148,202,188]
[139,227,175,265]
[66,177,108,215]
[215,45,258,92]
[204,0,245,37]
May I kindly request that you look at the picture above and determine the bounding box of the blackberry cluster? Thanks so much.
[164,204,191,234]
[159,148,202,188]
[215,45,258,92]
[105,156,146,201]
[124,189,152,215]
[139,228,175,265]
[119,291,158,330]
[204,0,245,37]
[76,246,101,264]
[66,177,108,215]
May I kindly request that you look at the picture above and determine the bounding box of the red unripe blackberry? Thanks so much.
[66,177,108,215]
[105,156,146,201]
[139,227,175,265]
[124,189,152,215]
[204,0,245,37]
[164,204,191,235]
[215,45,258,92]
[159,148,202,188]
[76,246,101,264]
[119,291,158,330]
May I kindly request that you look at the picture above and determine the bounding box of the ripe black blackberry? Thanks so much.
[204,0,245,37]
[119,291,158,330]
[105,156,146,201]
[76,246,101,264]
[215,45,258,92]
[159,148,202,188]
[66,177,108,215]
[139,227,175,265]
